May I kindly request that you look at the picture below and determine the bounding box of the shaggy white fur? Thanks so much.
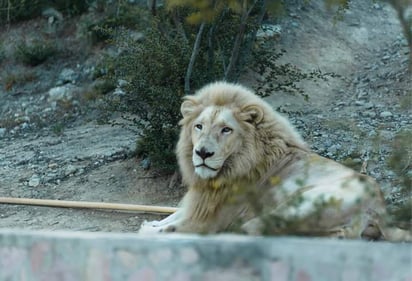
[139,82,411,241]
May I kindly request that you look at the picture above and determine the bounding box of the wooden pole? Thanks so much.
[0,197,178,214]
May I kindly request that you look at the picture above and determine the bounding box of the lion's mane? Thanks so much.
[176,81,308,189]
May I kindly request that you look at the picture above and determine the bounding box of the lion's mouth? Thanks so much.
[195,163,219,171]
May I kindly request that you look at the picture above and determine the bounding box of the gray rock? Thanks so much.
[118,79,129,88]
[58,68,78,85]
[28,175,41,187]
[141,158,151,170]
[291,22,299,28]
[379,111,393,118]
[372,3,382,9]
[113,88,125,96]
[64,165,78,177]
[42,7,64,21]
[362,111,376,118]
[48,85,76,102]
[364,102,374,109]
[0,128,6,138]
[256,24,282,39]
[20,123,30,130]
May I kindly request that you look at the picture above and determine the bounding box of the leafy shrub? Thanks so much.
[77,3,149,46]
[386,130,412,224]
[388,130,412,190]
[109,25,202,172]
[3,69,37,91]
[0,0,90,24]
[0,0,43,23]
[15,39,57,66]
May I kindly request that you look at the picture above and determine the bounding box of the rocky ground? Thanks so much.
[0,0,410,232]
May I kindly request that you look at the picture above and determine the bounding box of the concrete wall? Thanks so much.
[0,229,411,281]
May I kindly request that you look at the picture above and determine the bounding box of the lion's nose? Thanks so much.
[195,147,214,160]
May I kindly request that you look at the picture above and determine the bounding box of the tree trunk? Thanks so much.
[185,22,206,95]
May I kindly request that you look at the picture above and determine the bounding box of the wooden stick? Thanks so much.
[0,197,178,214]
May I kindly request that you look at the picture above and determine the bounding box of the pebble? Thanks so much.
[362,111,377,118]
[64,165,78,176]
[28,175,41,187]
[48,163,58,169]
[114,88,125,96]
[363,102,374,109]
[256,24,282,39]
[372,3,382,9]
[57,68,78,85]
[20,122,30,130]
[141,158,151,170]
[380,111,393,118]
[118,79,129,87]
[291,22,299,28]
[47,85,76,102]
[0,128,6,138]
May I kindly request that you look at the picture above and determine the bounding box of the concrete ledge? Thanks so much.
[0,229,411,281]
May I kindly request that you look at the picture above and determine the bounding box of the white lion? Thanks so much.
[139,81,410,241]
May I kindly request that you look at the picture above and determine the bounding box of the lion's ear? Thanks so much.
[181,97,198,118]
[240,104,264,124]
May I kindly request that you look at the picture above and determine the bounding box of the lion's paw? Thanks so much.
[163,225,177,232]
[138,220,165,234]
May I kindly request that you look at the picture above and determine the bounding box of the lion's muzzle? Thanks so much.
[195,147,215,160]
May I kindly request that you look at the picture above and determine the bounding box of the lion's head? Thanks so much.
[176,82,308,187]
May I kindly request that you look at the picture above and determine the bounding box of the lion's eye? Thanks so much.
[221,127,233,134]
[194,124,203,131]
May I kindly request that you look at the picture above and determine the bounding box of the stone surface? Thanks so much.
[0,230,411,281]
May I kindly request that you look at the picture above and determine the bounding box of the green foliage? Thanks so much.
[385,129,412,224]
[167,0,245,24]
[15,39,57,66]
[50,0,89,16]
[3,69,37,91]
[0,0,90,24]
[167,0,267,82]
[81,79,117,102]
[51,122,65,135]
[0,0,43,23]
[388,130,412,194]
[109,25,201,172]
[78,3,149,45]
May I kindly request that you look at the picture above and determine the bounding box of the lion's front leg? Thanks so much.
[162,219,214,233]
[138,209,183,234]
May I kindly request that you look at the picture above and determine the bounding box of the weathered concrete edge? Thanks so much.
[0,228,411,281]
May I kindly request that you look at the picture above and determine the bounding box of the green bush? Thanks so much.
[386,129,412,224]
[15,39,57,66]
[110,25,202,172]
[0,0,90,24]
[82,4,148,45]
[0,0,43,23]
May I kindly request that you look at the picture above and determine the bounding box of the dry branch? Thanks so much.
[0,197,178,214]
